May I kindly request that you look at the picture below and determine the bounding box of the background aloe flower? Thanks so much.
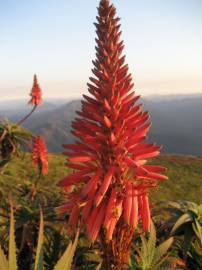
[59,0,167,267]
[32,136,48,175]
[28,74,42,106]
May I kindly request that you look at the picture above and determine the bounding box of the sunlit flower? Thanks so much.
[28,74,42,105]
[58,0,167,245]
[32,136,48,175]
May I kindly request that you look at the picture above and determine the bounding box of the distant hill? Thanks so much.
[143,96,202,155]
[0,98,71,121]
[24,100,80,152]
[1,94,202,155]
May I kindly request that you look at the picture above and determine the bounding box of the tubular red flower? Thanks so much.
[32,136,48,175]
[123,183,132,225]
[139,193,151,232]
[130,188,139,229]
[29,74,42,105]
[58,0,167,242]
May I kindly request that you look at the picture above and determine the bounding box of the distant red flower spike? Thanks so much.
[58,0,167,251]
[29,74,42,105]
[32,136,48,175]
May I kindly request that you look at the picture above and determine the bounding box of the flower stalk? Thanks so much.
[28,135,48,201]
[58,0,168,269]
[32,136,48,177]
[17,74,42,126]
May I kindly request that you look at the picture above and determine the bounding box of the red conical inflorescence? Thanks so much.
[58,0,167,243]
[29,74,42,105]
[32,136,48,175]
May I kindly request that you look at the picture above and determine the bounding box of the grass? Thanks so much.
[0,153,201,270]
[0,154,201,204]
[0,153,69,187]
[150,155,202,204]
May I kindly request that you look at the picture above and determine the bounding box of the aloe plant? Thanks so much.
[187,241,202,270]
[0,205,79,270]
[161,201,202,256]
[129,221,176,270]
[0,120,33,168]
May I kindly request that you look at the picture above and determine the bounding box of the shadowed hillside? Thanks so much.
[1,94,202,154]
[24,100,80,151]
[143,96,202,155]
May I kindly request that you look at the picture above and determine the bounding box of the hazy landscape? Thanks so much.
[1,0,202,268]
[1,93,202,155]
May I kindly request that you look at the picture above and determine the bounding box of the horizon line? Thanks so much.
[1,91,202,102]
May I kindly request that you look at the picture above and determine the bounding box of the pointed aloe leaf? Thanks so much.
[167,201,182,209]
[53,229,79,270]
[0,245,9,270]
[8,205,18,270]
[53,242,73,270]
[147,221,156,263]
[152,237,173,268]
[95,262,102,270]
[171,213,193,234]
[139,235,149,268]
[192,220,202,246]
[34,209,44,270]
[139,233,155,269]
[163,207,184,216]
[198,204,202,215]
[185,201,198,211]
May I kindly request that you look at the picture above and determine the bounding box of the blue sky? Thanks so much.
[0,0,202,99]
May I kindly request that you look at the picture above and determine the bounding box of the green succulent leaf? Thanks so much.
[34,209,44,270]
[8,204,18,270]
[148,221,156,261]
[167,201,182,210]
[95,262,102,270]
[0,245,8,270]
[131,222,175,270]
[53,229,79,270]
[171,212,193,234]
[192,220,202,246]
[152,237,173,268]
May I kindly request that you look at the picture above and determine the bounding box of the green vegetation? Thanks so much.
[129,222,174,270]
[0,153,69,208]
[0,140,201,270]
[1,154,201,204]
[150,155,202,204]
[0,205,79,270]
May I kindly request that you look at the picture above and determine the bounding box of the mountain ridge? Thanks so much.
[0,94,202,155]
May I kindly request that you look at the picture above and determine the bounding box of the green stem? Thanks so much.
[17,105,37,126]
[29,169,42,202]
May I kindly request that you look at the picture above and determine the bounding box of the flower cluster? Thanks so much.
[29,74,42,105]
[58,0,167,242]
[32,136,48,175]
